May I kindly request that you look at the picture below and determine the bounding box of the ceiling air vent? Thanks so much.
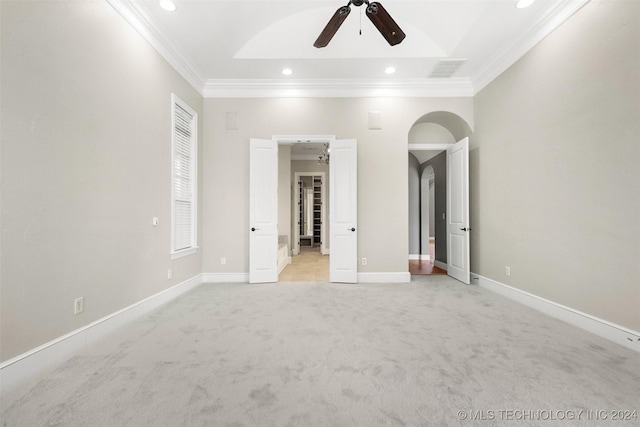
[428,59,467,78]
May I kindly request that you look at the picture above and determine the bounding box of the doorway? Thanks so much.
[409,152,447,276]
[248,135,357,284]
[407,111,472,283]
[280,170,330,282]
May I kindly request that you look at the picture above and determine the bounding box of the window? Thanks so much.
[171,94,198,258]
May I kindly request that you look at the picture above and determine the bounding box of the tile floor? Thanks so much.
[278,247,329,282]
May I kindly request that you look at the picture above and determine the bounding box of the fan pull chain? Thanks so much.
[359,7,362,35]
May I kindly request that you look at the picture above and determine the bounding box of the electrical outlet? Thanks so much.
[362,257,367,266]
[167,269,173,279]
[505,266,511,276]
[221,257,226,265]
[74,297,84,315]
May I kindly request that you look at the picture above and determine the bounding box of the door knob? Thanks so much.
[460,227,471,231]
[350,227,356,232]
[251,227,257,232]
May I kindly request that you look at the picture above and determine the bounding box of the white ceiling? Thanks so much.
[109,0,589,97]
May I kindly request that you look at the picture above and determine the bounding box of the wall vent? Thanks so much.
[429,59,467,78]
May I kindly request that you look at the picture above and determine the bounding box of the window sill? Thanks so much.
[171,247,199,260]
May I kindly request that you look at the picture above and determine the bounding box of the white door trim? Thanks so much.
[274,135,336,144]
[408,143,453,151]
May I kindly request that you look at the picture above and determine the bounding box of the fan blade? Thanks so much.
[366,2,405,46]
[314,6,351,48]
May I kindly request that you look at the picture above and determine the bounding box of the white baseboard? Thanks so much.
[0,274,204,394]
[201,272,249,283]
[358,272,411,283]
[409,254,431,261]
[278,257,292,274]
[472,274,640,353]
[322,248,330,255]
[434,260,447,270]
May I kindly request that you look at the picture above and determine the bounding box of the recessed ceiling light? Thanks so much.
[159,0,177,12]
[385,66,396,75]
[282,68,293,76]
[516,0,535,8]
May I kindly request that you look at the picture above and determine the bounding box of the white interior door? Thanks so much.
[446,137,470,284]
[249,138,278,283]
[330,139,357,283]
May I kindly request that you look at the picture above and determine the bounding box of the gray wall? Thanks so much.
[408,154,421,255]
[472,0,639,331]
[278,146,292,249]
[420,166,433,254]
[201,98,473,275]
[0,1,203,361]
[421,152,447,263]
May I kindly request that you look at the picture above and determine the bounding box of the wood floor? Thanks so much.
[409,240,447,275]
[409,259,447,275]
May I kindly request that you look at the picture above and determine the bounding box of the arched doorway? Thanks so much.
[408,111,472,276]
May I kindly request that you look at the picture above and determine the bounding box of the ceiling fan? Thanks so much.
[314,0,406,48]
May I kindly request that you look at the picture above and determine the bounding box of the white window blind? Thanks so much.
[171,95,197,256]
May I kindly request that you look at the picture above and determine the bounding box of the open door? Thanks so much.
[446,137,470,284]
[249,138,278,283]
[330,139,357,283]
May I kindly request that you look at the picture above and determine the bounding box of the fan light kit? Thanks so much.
[314,1,406,48]
[318,144,330,164]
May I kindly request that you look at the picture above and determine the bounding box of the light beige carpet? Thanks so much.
[2,276,639,426]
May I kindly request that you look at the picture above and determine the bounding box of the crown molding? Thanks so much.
[106,0,207,95]
[472,0,591,95]
[408,143,453,151]
[202,78,474,98]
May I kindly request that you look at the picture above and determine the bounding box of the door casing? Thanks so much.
[408,141,471,283]
[255,135,358,283]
